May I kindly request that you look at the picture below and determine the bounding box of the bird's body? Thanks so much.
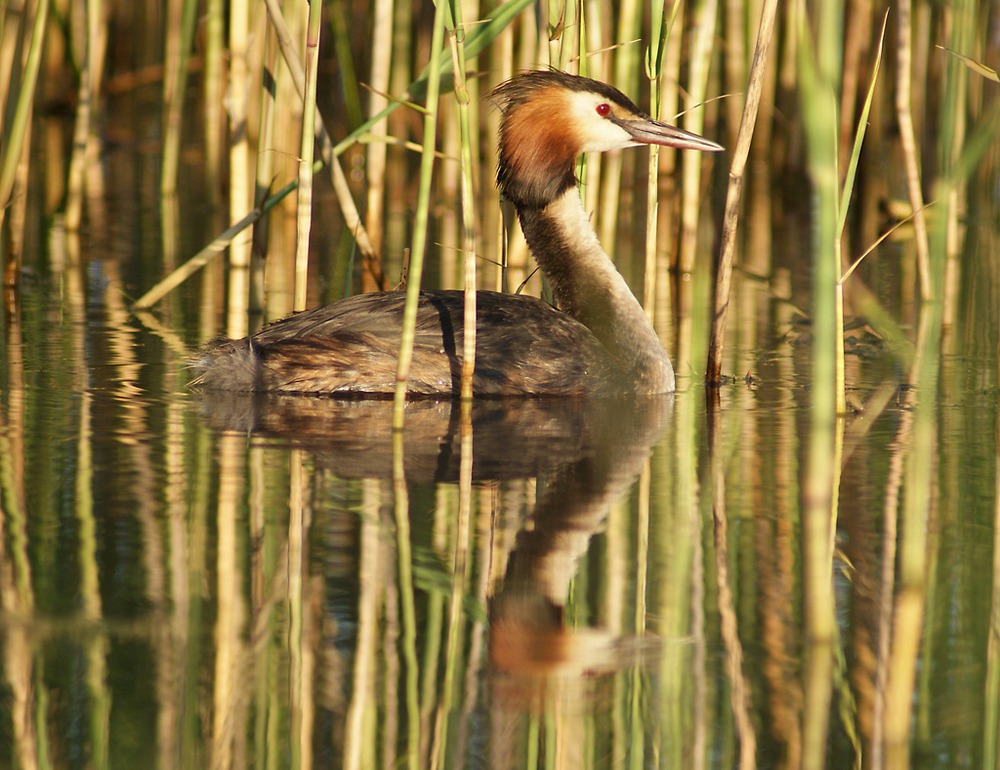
[192,289,625,396]
[190,70,722,397]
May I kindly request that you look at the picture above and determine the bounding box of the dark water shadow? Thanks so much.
[196,392,671,484]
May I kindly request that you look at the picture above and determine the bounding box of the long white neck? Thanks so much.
[516,188,674,392]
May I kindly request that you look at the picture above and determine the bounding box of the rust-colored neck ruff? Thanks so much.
[496,89,579,210]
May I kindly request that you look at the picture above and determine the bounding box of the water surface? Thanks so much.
[1,85,999,770]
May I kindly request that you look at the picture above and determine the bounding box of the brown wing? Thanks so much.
[190,290,623,396]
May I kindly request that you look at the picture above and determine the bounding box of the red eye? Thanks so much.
[596,103,611,117]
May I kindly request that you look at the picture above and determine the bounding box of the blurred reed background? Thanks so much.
[2,0,997,383]
[1,0,997,366]
[1,0,1000,768]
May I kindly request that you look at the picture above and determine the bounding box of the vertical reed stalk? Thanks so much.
[634,463,650,637]
[67,240,111,768]
[834,12,888,412]
[880,302,937,765]
[212,435,247,769]
[0,0,50,232]
[160,0,198,198]
[706,0,779,384]
[597,0,641,251]
[722,0,747,150]
[988,360,1000,767]
[204,0,224,205]
[659,383,700,767]
[344,481,381,770]
[363,0,394,290]
[251,22,279,314]
[432,402,473,766]
[327,3,362,128]
[446,0,477,399]
[708,406,758,767]
[895,0,932,300]
[837,0,873,176]
[545,0,563,68]
[642,0,678,318]
[0,0,26,125]
[653,4,684,337]
[677,0,718,276]
[393,0,447,426]
[796,0,842,764]
[937,0,974,348]
[262,0,378,290]
[65,0,105,232]
[392,432,420,770]
[287,450,306,768]
[294,0,323,311]
[226,0,252,338]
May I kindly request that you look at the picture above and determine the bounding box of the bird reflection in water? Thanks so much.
[197,393,672,700]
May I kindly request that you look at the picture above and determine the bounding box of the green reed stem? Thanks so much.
[0,0,50,214]
[895,0,932,300]
[797,0,840,633]
[73,393,110,768]
[161,0,199,198]
[250,22,279,313]
[226,0,251,337]
[834,11,888,413]
[836,12,887,239]
[362,0,395,289]
[392,0,447,426]
[294,0,323,311]
[203,0,224,205]
[546,0,565,68]
[677,0,717,276]
[65,0,104,233]
[797,0,842,764]
[596,0,642,250]
[434,403,473,766]
[641,0,678,318]
[987,384,1000,768]
[706,0,779,384]
[328,1,363,129]
[445,0,477,400]
[287,450,306,770]
[262,0,378,279]
[391,431,420,770]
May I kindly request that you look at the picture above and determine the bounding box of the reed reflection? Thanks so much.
[197,392,673,765]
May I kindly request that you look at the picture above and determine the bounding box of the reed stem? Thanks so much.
[160,0,198,198]
[391,430,420,770]
[677,0,718,276]
[392,0,447,426]
[706,0,779,384]
[226,0,251,338]
[797,0,843,763]
[0,0,50,220]
[363,0,395,290]
[445,0,478,400]
[895,0,932,301]
[293,0,323,311]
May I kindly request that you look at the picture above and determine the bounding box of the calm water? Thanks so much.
[2,98,999,770]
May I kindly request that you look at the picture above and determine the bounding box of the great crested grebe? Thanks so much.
[191,70,723,397]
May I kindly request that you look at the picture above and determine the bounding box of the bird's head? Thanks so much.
[491,70,723,209]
